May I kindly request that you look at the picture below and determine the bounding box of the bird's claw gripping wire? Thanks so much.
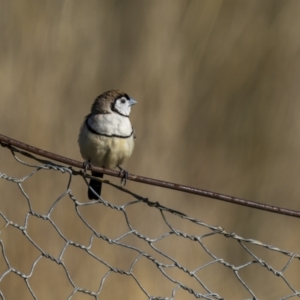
[83,160,92,176]
[117,165,129,186]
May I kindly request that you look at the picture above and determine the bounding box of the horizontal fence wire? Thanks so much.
[0,133,300,218]
[0,134,300,299]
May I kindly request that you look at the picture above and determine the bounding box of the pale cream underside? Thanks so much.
[78,124,134,169]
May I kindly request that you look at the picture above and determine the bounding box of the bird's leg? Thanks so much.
[117,165,129,186]
[83,160,92,176]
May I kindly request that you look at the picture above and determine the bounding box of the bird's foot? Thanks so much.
[117,165,129,186]
[83,160,92,175]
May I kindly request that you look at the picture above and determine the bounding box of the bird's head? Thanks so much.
[91,90,137,117]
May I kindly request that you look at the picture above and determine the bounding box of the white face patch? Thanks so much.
[114,97,132,116]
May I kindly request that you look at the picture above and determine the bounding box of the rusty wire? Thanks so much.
[0,133,299,218]
[1,133,300,299]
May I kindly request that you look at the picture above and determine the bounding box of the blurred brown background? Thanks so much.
[1,0,300,299]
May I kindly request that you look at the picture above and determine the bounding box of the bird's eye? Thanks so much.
[121,98,126,104]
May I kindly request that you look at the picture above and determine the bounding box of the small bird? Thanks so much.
[78,90,137,199]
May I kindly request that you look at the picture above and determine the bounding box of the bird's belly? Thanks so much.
[78,126,134,169]
[103,137,134,168]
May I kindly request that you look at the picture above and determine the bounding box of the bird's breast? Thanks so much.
[88,114,132,137]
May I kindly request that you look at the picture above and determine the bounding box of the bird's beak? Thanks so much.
[129,98,137,106]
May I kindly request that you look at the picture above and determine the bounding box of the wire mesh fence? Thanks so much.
[0,138,300,300]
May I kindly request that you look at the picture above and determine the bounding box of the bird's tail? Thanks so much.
[88,171,103,200]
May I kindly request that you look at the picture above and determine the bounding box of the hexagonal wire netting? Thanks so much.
[0,139,300,300]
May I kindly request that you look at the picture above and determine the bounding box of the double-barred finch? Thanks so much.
[78,90,137,199]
